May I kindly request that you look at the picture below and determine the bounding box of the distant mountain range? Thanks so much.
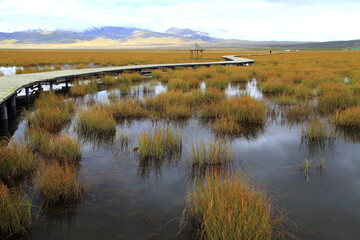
[0,26,358,49]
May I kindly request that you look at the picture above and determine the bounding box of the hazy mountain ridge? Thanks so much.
[0,26,356,49]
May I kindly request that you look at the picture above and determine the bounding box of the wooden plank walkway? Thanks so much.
[0,55,255,107]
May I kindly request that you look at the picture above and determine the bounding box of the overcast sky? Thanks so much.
[0,0,359,41]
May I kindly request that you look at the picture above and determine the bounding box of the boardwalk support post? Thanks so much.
[10,95,16,108]
[0,103,8,120]
[25,87,29,100]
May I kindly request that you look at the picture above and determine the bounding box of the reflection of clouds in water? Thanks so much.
[225,79,263,99]
[0,66,23,75]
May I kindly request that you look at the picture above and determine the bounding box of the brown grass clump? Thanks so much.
[190,139,232,168]
[26,91,75,132]
[205,73,229,90]
[77,106,116,137]
[301,115,336,141]
[334,106,360,128]
[187,77,200,89]
[0,182,33,238]
[200,97,266,124]
[188,88,225,106]
[137,127,182,160]
[25,128,81,163]
[182,173,286,240]
[168,78,189,92]
[37,162,85,204]
[110,98,148,119]
[0,140,38,180]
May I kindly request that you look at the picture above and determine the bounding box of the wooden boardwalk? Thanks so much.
[0,55,256,119]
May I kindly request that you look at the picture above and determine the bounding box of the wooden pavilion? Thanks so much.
[189,43,204,59]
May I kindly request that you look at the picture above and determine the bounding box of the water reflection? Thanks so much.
[225,79,263,99]
[0,66,23,75]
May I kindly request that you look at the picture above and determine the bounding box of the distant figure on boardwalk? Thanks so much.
[270,50,272,54]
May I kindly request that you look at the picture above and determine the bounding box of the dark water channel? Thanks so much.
[2,80,360,240]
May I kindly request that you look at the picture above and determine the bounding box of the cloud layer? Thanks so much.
[0,0,359,41]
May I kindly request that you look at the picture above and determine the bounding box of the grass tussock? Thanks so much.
[0,182,33,238]
[334,106,360,128]
[168,78,189,92]
[26,91,75,132]
[37,162,85,204]
[137,127,182,160]
[200,97,266,124]
[77,106,116,136]
[301,115,336,141]
[25,128,81,163]
[182,173,285,240]
[71,79,98,96]
[110,98,148,119]
[0,140,38,180]
[190,139,232,168]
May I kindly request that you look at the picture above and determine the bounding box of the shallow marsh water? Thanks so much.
[2,80,360,240]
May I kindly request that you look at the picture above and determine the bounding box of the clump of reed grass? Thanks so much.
[181,173,285,240]
[26,91,75,132]
[37,162,85,204]
[284,104,312,123]
[200,97,266,124]
[212,117,244,135]
[77,106,116,136]
[162,104,192,120]
[187,77,200,89]
[317,91,353,113]
[0,182,33,238]
[168,78,189,92]
[334,106,360,128]
[229,71,249,83]
[120,72,142,83]
[25,128,81,163]
[101,75,117,85]
[137,127,182,160]
[0,140,38,180]
[190,139,232,168]
[301,115,336,141]
[188,88,225,106]
[70,83,85,96]
[205,73,229,90]
[152,69,170,82]
[110,98,148,120]
[71,79,98,96]
[260,76,295,95]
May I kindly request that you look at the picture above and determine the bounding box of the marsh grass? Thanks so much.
[334,106,360,128]
[181,173,286,240]
[188,88,225,106]
[190,139,232,169]
[284,104,312,123]
[121,72,142,83]
[25,128,81,163]
[26,91,75,133]
[168,78,189,92]
[77,106,116,136]
[37,162,86,204]
[301,115,336,141]
[200,97,266,124]
[205,73,229,90]
[110,98,148,120]
[0,140,38,180]
[137,127,182,160]
[0,182,33,238]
